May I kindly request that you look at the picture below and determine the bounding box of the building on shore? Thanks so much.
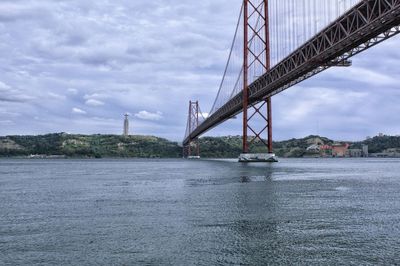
[370,148,400,158]
[320,145,332,157]
[332,143,350,157]
[307,143,369,158]
[348,148,362,157]
[123,114,129,136]
[362,145,369,157]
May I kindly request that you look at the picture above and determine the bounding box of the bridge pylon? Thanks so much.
[183,100,201,159]
[240,0,277,162]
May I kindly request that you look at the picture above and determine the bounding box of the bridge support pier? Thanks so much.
[239,153,277,162]
[183,138,200,159]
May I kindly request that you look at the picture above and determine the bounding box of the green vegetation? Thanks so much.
[0,133,181,158]
[351,135,400,153]
[1,133,399,158]
[273,135,334,157]
[199,135,334,158]
[199,134,400,158]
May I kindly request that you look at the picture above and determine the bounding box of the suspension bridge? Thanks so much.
[183,0,400,162]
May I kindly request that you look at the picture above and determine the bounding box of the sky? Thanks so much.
[0,0,399,141]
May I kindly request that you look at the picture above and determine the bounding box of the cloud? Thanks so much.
[280,87,368,123]
[0,3,45,22]
[0,108,20,118]
[72,107,87,115]
[48,92,66,100]
[83,93,108,100]
[135,111,163,121]
[0,0,398,141]
[67,88,78,95]
[329,67,397,86]
[0,120,14,125]
[85,99,104,106]
[0,81,34,102]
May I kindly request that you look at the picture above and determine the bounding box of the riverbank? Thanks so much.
[1,133,399,158]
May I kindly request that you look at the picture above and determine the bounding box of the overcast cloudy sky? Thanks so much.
[0,0,399,141]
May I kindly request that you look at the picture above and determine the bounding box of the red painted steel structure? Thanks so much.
[183,101,200,157]
[183,0,400,147]
[243,0,273,154]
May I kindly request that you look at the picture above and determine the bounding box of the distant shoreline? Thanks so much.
[1,133,400,159]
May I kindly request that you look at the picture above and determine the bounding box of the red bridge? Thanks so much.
[183,0,400,162]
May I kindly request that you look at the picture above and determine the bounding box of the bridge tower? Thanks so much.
[183,101,200,159]
[239,0,277,162]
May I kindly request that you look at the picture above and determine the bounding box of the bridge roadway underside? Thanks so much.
[184,0,400,145]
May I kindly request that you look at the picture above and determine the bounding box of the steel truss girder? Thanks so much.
[184,0,400,145]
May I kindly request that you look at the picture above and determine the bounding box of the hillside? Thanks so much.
[1,133,399,158]
[198,135,400,158]
[0,133,182,158]
[350,135,400,153]
[199,135,335,158]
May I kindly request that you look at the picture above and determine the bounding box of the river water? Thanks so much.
[1,158,400,265]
